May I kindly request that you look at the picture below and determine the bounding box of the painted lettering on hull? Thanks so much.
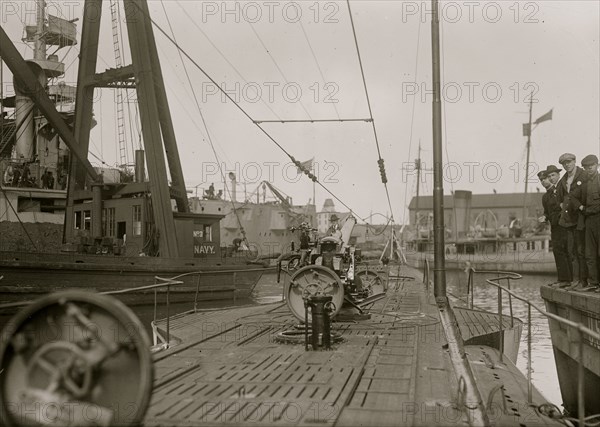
[194,245,215,254]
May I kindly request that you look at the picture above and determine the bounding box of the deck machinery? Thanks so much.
[0,0,222,259]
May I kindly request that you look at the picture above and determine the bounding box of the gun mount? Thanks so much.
[284,226,387,324]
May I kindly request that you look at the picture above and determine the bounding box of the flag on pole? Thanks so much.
[534,108,553,124]
[297,157,314,173]
[523,108,553,136]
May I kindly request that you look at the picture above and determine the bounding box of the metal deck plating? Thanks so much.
[146,267,558,426]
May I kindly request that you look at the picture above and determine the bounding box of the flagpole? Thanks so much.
[522,92,534,224]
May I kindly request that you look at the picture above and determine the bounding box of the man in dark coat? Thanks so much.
[539,166,571,286]
[580,154,600,292]
[41,171,50,189]
[557,153,588,289]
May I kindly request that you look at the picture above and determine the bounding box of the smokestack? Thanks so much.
[135,150,146,182]
[453,190,472,238]
[229,172,236,202]
[14,62,45,160]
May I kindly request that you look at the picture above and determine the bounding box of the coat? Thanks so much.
[557,166,587,229]
[542,185,561,228]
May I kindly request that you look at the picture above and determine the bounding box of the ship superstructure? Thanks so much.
[0,0,75,224]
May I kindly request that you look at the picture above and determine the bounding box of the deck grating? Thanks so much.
[144,266,559,426]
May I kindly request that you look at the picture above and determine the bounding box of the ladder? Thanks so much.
[110,0,128,168]
[0,121,17,156]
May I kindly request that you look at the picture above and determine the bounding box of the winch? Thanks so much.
[0,290,154,427]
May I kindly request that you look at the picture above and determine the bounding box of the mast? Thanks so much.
[415,141,421,227]
[522,93,534,223]
[34,1,47,61]
[431,0,446,300]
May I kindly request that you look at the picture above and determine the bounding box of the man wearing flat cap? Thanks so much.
[581,154,600,292]
[537,169,550,233]
[539,165,571,285]
[556,153,588,289]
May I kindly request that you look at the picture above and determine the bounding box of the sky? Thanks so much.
[1,0,599,225]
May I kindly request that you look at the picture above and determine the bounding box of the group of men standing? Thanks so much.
[539,153,600,292]
[3,162,57,189]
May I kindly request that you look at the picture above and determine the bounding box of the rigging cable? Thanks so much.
[248,23,313,120]
[40,3,122,167]
[298,19,340,120]
[160,0,249,244]
[345,0,395,223]
[440,19,458,239]
[401,18,422,226]
[174,0,282,121]
[115,0,143,154]
[135,2,369,223]
[0,185,39,251]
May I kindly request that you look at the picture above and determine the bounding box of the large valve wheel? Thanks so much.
[0,290,154,427]
[356,270,384,294]
[286,265,344,322]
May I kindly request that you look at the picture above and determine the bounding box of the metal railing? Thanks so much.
[141,267,275,349]
[467,267,600,426]
[104,276,184,350]
[418,261,600,425]
[467,268,517,327]
[0,266,275,349]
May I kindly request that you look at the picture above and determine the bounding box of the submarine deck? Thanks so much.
[145,266,559,426]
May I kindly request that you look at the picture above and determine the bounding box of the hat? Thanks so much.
[330,214,339,221]
[558,153,576,164]
[581,154,599,167]
[545,165,562,174]
[537,170,547,180]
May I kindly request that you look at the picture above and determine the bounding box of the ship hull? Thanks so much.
[0,250,268,319]
[540,285,600,416]
[405,251,556,274]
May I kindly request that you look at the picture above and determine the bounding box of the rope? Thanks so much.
[174,0,282,121]
[345,0,395,223]
[298,19,340,119]
[248,23,313,120]
[0,184,39,251]
[160,0,249,244]
[536,403,600,427]
[401,20,422,226]
[133,1,369,223]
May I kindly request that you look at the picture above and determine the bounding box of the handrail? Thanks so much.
[102,276,184,295]
[466,268,519,327]
[146,268,275,349]
[423,257,430,293]
[467,267,599,426]
[0,266,274,309]
[1,267,272,351]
